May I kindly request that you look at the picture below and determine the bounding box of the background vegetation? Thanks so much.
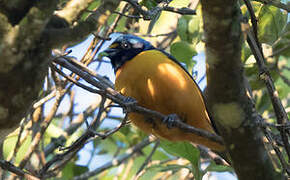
[0,0,289,179]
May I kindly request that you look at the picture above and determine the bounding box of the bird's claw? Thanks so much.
[123,96,137,113]
[162,114,179,129]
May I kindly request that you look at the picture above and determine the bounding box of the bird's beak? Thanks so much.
[100,43,119,59]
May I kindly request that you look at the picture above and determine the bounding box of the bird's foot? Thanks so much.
[162,114,179,129]
[123,96,137,113]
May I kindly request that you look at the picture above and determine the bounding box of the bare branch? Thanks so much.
[0,160,40,180]
[122,0,195,21]
[43,0,120,48]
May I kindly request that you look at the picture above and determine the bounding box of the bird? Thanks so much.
[103,34,224,151]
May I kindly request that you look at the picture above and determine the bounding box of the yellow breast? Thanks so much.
[115,50,223,151]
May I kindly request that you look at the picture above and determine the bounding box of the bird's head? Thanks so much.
[102,34,154,72]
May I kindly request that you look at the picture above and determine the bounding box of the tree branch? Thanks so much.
[55,0,94,24]
[122,0,195,21]
[0,160,40,180]
[43,0,120,48]
[0,0,58,73]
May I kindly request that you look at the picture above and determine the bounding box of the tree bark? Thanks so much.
[0,0,120,143]
[201,0,283,179]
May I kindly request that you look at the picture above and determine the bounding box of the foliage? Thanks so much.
[0,0,289,179]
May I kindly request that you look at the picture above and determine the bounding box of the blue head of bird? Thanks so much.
[103,34,154,72]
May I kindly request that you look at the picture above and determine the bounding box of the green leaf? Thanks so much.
[160,140,199,165]
[3,135,32,164]
[186,59,196,76]
[273,22,290,57]
[170,41,197,66]
[160,140,203,179]
[275,59,290,99]
[143,144,169,161]
[140,0,158,10]
[62,162,88,180]
[80,0,101,21]
[205,161,233,173]
[241,43,251,63]
[188,16,200,36]
[98,137,119,155]
[177,17,189,41]
[257,5,287,44]
[151,164,190,172]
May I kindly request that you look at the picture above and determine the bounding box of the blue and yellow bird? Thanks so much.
[104,34,224,151]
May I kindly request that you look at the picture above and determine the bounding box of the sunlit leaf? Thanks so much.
[3,135,32,164]
[257,5,287,44]
[188,16,200,37]
[80,0,101,21]
[170,41,197,67]
[160,140,199,167]
[160,140,203,179]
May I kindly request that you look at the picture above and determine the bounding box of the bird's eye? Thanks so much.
[121,41,130,49]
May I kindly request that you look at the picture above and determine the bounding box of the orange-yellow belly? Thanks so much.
[115,50,223,151]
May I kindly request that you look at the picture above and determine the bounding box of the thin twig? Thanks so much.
[0,160,40,180]
[134,30,177,38]
[123,0,195,21]
[279,72,290,86]
[262,127,290,175]
[134,140,160,180]
[243,0,258,42]
[162,6,196,15]
[73,137,155,180]
[40,112,126,175]
[18,87,65,169]
[33,90,56,108]
[50,62,103,94]
[43,100,101,156]
[113,11,142,18]
[268,44,290,58]
[40,130,95,176]
[244,1,290,162]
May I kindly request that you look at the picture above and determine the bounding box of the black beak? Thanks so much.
[102,46,121,59]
